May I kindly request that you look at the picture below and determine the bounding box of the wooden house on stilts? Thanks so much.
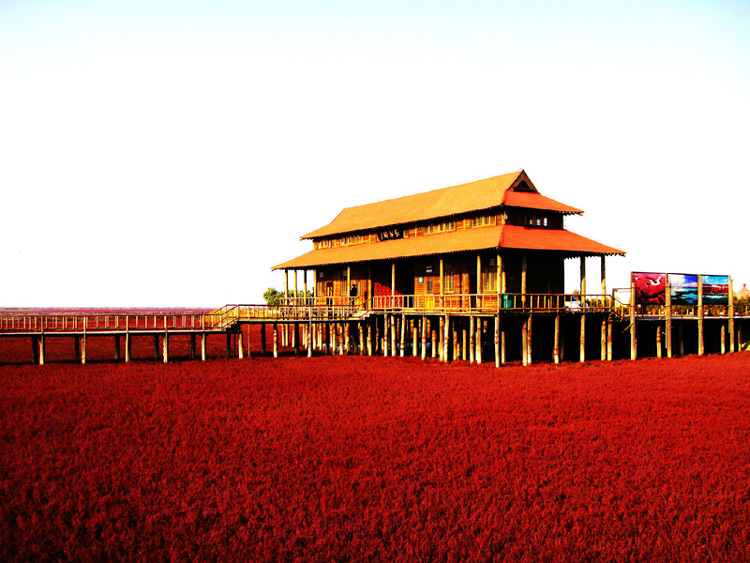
[273,170,626,364]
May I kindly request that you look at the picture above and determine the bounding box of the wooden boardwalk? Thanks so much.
[2,294,748,365]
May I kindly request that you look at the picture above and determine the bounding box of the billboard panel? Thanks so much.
[702,275,729,305]
[632,272,666,305]
[669,274,698,306]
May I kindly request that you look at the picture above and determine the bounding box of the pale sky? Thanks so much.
[2,0,749,307]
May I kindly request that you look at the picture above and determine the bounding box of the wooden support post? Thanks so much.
[238,331,244,359]
[163,331,169,364]
[421,316,427,361]
[452,327,459,362]
[462,327,467,361]
[554,315,560,364]
[383,315,389,356]
[477,254,482,310]
[521,316,528,366]
[438,317,444,360]
[469,316,475,363]
[367,321,373,356]
[698,276,704,356]
[729,277,735,353]
[412,321,418,357]
[476,319,483,365]
[606,318,613,361]
[721,323,726,355]
[630,277,637,361]
[679,322,684,357]
[666,275,673,359]
[125,331,131,363]
[391,315,397,357]
[580,257,587,309]
[273,323,279,358]
[400,314,406,358]
[494,315,500,368]
[294,323,300,356]
[580,314,586,363]
[432,325,437,359]
[501,321,506,365]
[38,334,45,366]
[521,253,527,308]
[81,321,87,364]
[526,315,532,366]
[201,333,207,361]
[443,315,450,363]
[345,323,350,355]
[601,317,607,361]
[656,326,662,358]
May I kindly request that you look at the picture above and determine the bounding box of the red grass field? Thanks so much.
[1,329,749,562]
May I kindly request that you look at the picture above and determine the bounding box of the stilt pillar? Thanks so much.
[579,314,586,363]
[554,315,560,364]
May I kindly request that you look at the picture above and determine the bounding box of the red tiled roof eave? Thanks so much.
[273,225,625,270]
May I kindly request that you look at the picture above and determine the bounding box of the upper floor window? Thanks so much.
[471,214,496,228]
[427,220,456,234]
[341,234,366,246]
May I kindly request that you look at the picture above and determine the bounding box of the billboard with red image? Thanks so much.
[632,272,666,305]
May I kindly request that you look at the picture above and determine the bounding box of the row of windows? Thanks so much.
[316,211,555,249]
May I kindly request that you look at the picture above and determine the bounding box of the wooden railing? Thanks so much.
[4,295,747,335]
[0,311,221,333]
[370,293,614,314]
